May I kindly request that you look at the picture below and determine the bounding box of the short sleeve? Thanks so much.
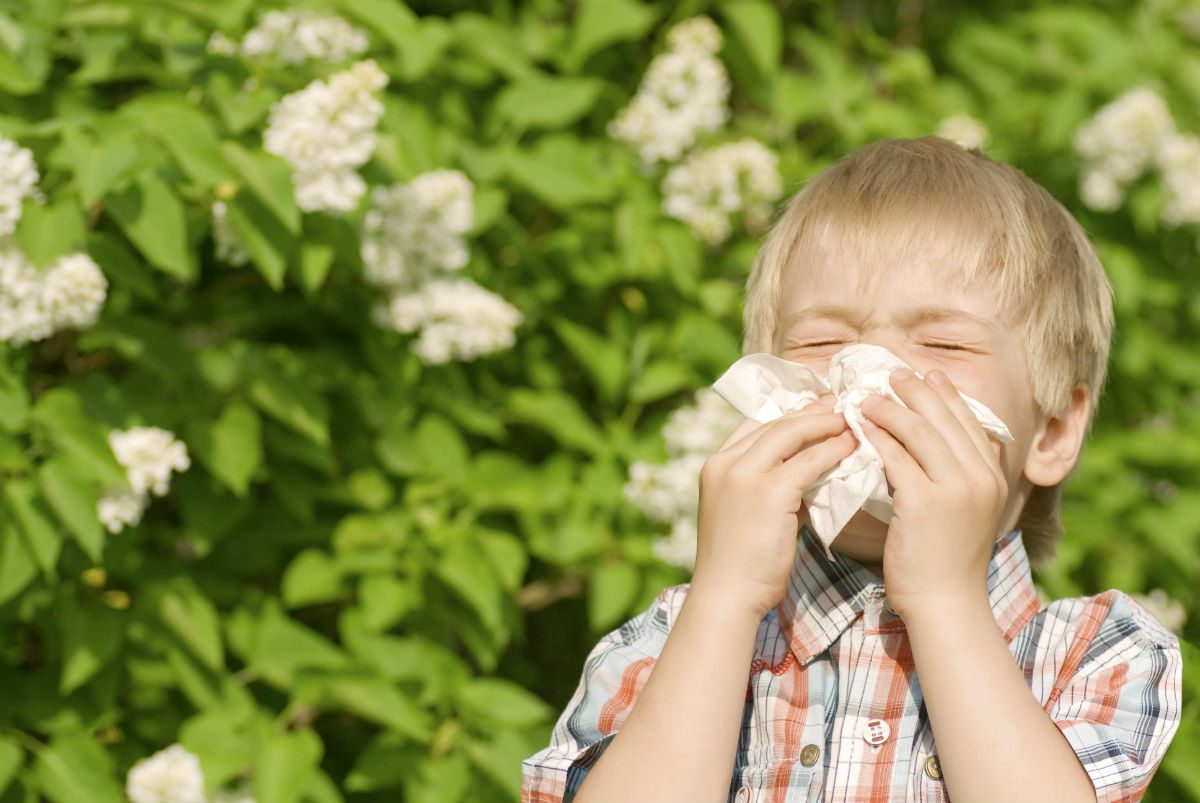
[520,583,688,803]
[1045,592,1184,803]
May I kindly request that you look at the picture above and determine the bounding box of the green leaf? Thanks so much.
[188,401,262,497]
[719,0,783,80]
[3,479,61,580]
[0,355,29,433]
[105,173,195,280]
[628,360,695,404]
[33,730,124,803]
[247,358,330,448]
[458,677,552,726]
[0,737,22,797]
[59,597,124,694]
[505,135,617,209]
[376,412,468,482]
[220,142,301,234]
[152,577,224,671]
[464,728,535,802]
[589,561,640,631]
[37,455,102,563]
[254,729,323,803]
[434,532,506,635]
[563,0,658,71]
[281,549,343,608]
[495,76,605,129]
[325,675,434,741]
[345,734,422,791]
[235,603,351,689]
[357,573,419,631]
[550,317,626,402]
[226,190,294,290]
[506,388,606,454]
[29,388,126,487]
[137,100,233,187]
[0,511,37,605]
[15,196,87,268]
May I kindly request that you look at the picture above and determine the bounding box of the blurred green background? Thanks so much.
[0,0,1195,801]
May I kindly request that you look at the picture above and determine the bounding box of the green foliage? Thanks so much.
[0,1,1197,802]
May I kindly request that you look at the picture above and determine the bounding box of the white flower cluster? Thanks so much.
[662,139,783,245]
[935,113,990,150]
[126,743,256,803]
[1157,133,1200,228]
[361,169,474,289]
[239,9,368,64]
[361,169,521,363]
[210,201,250,267]
[623,388,742,570]
[1132,588,1188,635]
[0,136,39,237]
[263,60,387,213]
[1073,88,1175,212]
[97,426,191,534]
[0,243,107,346]
[607,17,731,165]
[371,277,523,364]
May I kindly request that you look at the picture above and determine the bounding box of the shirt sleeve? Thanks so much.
[1045,591,1184,803]
[520,583,688,803]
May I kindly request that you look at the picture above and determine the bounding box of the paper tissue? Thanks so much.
[710,344,1013,559]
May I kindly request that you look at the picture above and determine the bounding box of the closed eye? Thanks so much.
[921,342,967,351]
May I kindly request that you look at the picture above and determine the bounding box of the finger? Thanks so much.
[716,415,765,454]
[735,411,849,470]
[722,395,836,459]
[922,370,1004,480]
[777,426,858,489]
[860,393,961,483]
[885,369,983,473]
[860,417,925,490]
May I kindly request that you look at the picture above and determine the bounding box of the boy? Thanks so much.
[521,136,1183,803]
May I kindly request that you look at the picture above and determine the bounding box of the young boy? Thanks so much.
[521,136,1183,803]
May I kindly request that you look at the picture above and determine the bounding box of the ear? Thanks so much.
[1024,383,1091,487]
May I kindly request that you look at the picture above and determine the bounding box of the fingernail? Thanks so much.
[926,370,947,385]
[891,368,913,382]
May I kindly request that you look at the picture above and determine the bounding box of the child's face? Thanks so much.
[772,241,1044,570]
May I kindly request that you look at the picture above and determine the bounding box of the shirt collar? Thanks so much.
[775,522,1041,667]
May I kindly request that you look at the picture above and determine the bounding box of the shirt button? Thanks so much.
[735,785,750,803]
[862,718,891,746]
[800,744,821,766]
[925,755,943,780]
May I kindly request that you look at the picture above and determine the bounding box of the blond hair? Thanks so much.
[741,136,1115,566]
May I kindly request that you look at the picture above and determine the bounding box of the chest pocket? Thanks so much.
[731,759,819,803]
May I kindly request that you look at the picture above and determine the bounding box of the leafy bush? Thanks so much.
[0,1,1195,801]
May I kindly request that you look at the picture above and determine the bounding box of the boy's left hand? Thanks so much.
[858,367,1009,619]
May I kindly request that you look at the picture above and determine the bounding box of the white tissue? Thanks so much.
[710,344,1013,559]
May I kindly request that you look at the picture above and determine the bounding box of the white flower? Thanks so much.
[211,201,250,266]
[652,518,698,571]
[1156,132,1200,227]
[1131,588,1187,635]
[361,169,475,290]
[661,139,782,245]
[125,744,206,803]
[98,486,147,535]
[1073,88,1174,211]
[935,113,990,150]
[371,277,522,363]
[626,387,742,571]
[0,137,40,238]
[109,426,191,497]
[206,31,239,56]
[97,426,190,534]
[1078,168,1123,212]
[263,60,388,213]
[608,16,730,165]
[241,9,369,64]
[0,242,107,346]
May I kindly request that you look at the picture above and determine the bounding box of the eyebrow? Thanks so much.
[781,304,1001,333]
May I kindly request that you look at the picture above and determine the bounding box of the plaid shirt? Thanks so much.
[522,523,1183,803]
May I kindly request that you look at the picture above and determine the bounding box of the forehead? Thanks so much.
[778,220,1009,327]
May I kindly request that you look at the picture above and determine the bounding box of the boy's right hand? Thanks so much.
[691,393,858,620]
